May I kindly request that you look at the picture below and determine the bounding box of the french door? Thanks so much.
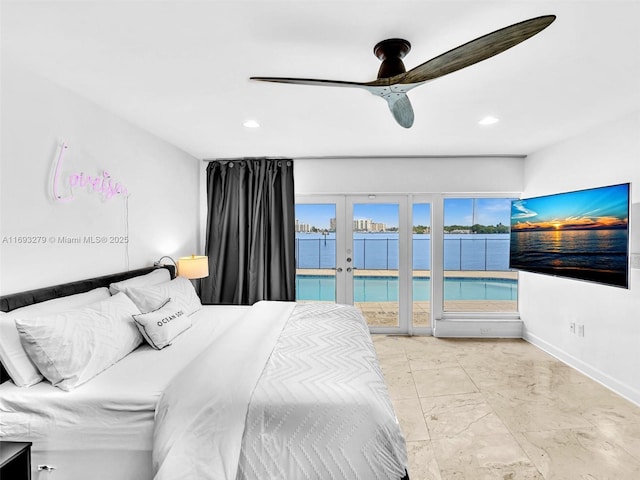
[295,195,422,334]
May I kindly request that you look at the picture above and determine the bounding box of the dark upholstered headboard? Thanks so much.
[0,265,175,383]
[0,265,175,313]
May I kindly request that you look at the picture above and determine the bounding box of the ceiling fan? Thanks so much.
[251,15,555,128]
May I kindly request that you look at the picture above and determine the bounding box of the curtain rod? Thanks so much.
[202,154,526,162]
[202,156,291,162]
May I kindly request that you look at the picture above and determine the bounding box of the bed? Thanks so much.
[0,267,409,480]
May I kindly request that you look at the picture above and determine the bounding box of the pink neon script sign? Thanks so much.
[52,142,129,202]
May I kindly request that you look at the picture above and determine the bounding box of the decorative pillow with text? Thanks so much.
[132,299,192,350]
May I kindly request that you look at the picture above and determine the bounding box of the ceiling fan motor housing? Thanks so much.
[374,38,412,79]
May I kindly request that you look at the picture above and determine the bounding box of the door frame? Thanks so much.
[296,194,422,335]
[346,195,408,334]
[295,196,347,304]
[410,194,437,336]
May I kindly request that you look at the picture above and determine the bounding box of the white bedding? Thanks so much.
[1,302,407,480]
[154,302,408,480]
[238,303,407,480]
[0,306,249,477]
[153,301,296,480]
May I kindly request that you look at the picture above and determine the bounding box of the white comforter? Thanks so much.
[153,302,408,480]
[153,301,295,479]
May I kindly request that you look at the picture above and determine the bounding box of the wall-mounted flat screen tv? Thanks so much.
[509,183,630,288]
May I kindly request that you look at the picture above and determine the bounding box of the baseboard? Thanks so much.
[433,319,523,338]
[523,331,640,407]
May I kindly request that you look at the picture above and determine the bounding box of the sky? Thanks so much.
[444,198,513,226]
[296,198,514,230]
[511,183,629,231]
[296,204,336,230]
[353,204,399,227]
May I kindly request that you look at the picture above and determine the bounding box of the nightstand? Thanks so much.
[0,441,32,480]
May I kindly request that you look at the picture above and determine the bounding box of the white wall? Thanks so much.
[0,61,201,294]
[520,111,640,405]
[294,156,524,194]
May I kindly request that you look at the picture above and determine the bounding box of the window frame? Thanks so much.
[295,193,522,335]
[437,193,521,322]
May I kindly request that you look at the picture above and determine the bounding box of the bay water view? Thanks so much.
[295,232,512,271]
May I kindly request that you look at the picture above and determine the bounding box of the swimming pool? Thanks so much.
[295,275,518,302]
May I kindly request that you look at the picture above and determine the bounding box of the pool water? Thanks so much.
[296,275,517,302]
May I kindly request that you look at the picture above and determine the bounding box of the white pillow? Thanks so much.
[15,293,143,391]
[133,299,192,350]
[124,276,201,315]
[0,287,111,387]
[108,268,171,295]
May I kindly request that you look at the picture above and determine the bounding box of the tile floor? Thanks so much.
[372,335,640,480]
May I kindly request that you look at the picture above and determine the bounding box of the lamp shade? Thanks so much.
[177,255,209,279]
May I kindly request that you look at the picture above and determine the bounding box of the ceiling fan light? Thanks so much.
[479,116,500,126]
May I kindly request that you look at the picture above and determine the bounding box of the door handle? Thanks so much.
[335,267,343,272]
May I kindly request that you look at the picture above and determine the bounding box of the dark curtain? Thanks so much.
[200,159,295,305]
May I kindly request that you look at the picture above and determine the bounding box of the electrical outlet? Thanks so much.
[578,324,585,337]
[570,322,576,334]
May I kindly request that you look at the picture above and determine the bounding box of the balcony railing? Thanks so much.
[295,236,512,271]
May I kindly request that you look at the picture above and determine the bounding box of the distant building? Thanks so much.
[298,217,389,233]
[353,219,368,231]
[295,219,312,233]
[353,218,387,232]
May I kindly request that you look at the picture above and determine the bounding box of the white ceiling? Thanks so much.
[2,0,639,159]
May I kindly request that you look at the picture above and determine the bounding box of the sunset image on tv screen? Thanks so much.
[509,183,629,288]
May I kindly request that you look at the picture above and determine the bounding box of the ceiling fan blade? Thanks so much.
[385,93,414,128]
[250,77,368,89]
[400,15,556,84]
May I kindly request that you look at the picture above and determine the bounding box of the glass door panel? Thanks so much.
[351,202,400,329]
[296,195,414,334]
[294,203,338,303]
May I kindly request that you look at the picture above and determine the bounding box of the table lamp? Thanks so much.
[177,255,209,279]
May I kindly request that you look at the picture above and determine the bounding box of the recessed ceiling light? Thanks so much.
[243,120,261,128]
[478,116,500,126]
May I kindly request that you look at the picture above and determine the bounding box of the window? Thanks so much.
[295,195,519,332]
[443,198,517,313]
